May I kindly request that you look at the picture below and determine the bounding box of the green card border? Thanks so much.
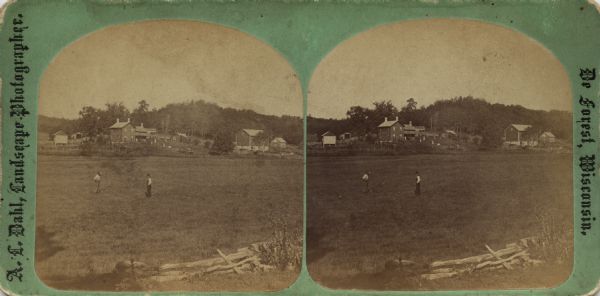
[1,0,599,295]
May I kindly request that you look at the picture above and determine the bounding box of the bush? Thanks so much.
[210,132,234,154]
[258,216,302,271]
[79,142,95,156]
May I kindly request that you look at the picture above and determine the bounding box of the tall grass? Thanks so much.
[259,215,303,271]
[533,205,572,263]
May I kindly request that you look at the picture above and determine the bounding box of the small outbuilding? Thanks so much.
[339,132,352,140]
[322,131,336,147]
[271,137,287,149]
[53,130,69,145]
[539,131,556,143]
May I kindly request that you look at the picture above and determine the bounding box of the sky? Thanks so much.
[39,20,303,119]
[308,19,573,119]
[9,2,599,119]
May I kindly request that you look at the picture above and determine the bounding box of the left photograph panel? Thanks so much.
[35,20,303,292]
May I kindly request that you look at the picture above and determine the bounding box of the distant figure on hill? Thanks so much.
[415,171,421,196]
[362,171,370,193]
[146,174,152,198]
[93,172,101,193]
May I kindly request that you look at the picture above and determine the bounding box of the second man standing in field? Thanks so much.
[146,174,152,198]
[415,171,421,196]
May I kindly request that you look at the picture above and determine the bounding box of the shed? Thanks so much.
[271,137,287,149]
[539,131,556,143]
[322,131,336,146]
[53,130,69,145]
[70,132,83,140]
[339,132,352,140]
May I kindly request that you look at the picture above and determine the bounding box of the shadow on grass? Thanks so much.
[36,226,66,262]
[306,226,336,264]
[43,272,135,291]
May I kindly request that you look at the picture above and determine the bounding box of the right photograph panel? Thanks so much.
[306,19,573,290]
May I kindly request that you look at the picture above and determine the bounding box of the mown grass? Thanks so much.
[307,152,573,290]
[35,155,303,291]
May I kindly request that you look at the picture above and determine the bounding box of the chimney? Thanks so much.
[127,118,130,123]
[409,121,412,126]
[116,118,120,123]
[395,116,399,121]
[141,122,144,128]
[384,117,388,122]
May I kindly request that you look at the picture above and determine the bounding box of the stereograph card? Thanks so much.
[0,0,598,295]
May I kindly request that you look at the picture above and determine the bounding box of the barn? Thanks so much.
[504,124,538,146]
[53,130,69,145]
[109,118,135,143]
[377,117,402,143]
[322,131,336,147]
[235,129,269,151]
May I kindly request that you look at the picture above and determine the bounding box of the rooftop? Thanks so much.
[243,129,264,137]
[378,117,400,128]
[511,124,532,132]
[109,121,131,129]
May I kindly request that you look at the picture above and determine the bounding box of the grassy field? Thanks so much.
[35,155,302,291]
[307,152,573,290]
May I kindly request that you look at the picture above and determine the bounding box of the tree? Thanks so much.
[136,100,149,113]
[346,106,371,135]
[102,102,131,128]
[132,100,150,125]
[78,106,103,137]
[372,100,398,118]
[480,124,504,148]
[254,131,270,148]
[210,131,234,153]
[402,98,418,112]
[371,100,399,129]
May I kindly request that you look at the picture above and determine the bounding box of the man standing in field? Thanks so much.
[415,171,421,196]
[146,174,152,198]
[93,172,101,193]
[362,171,370,193]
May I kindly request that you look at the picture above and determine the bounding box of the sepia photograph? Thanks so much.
[306,19,573,290]
[35,20,303,291]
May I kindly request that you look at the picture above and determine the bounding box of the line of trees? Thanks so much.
[40,100,303,145]
[308,96,572,147]
[40,96,572,149]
